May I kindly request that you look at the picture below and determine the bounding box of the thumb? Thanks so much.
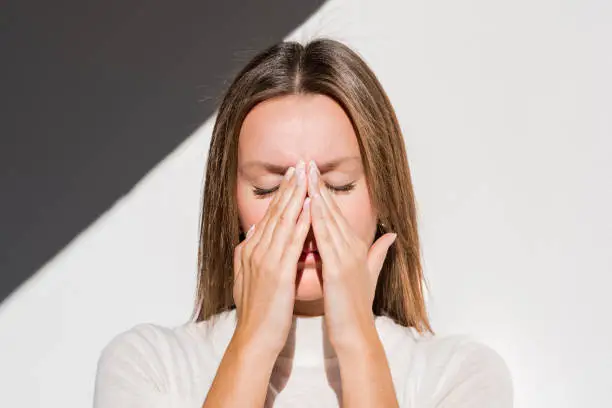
[366,232,398,280]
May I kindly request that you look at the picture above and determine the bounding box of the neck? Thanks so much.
[293,298,325,317]
[277,311,337,363]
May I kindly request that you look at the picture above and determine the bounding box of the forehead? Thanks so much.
[238,94,360,165]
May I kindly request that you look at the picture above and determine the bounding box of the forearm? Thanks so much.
[202,331,276,408]
[337,331,399,408]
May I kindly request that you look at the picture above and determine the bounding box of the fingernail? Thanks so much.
[285,166,296,181]
[303,197,311,210]
[296,160,305,185]
[390,233,398,244]
[309,160,317,184]
[246,224,255,239]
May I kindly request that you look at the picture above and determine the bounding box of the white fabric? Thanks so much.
[94,309,513,407]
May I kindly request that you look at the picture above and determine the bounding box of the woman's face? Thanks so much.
[236,94,378,316]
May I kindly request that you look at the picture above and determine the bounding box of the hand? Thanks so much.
[232,160,311,358]
[306,160,398,352]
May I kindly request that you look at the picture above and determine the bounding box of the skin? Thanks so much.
[213,93,399,407]
[306,160,400,407]
[236,93,379,317]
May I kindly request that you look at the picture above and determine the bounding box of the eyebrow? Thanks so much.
[242,156,361,175]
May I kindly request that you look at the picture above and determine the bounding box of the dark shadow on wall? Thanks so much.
[0,0,327,303]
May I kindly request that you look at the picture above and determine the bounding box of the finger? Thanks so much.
[310,193,341,265]
[281,196,312,270]
[233,239,246,309]
[306,160,320,199]
[309,160,354,245]
[244,166,295,253]
[233,241,243,281]
[308,161,346,252]
[246,224,255,240]
[234,224,253,281]
[367,232,398,280]
[259,160,305,251]
[240,222,258,260]
[318,178,355,245]
[266,161,308,259]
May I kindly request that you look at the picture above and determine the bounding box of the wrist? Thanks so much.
[332,323,382,360]
[230,327,281,363]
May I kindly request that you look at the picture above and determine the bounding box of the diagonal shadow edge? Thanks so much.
[0,0,328,304]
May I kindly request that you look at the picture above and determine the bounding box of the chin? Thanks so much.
[295,263,323,300]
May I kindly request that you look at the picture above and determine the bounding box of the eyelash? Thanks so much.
[252,182,356,198]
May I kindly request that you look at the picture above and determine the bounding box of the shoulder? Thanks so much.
[95,323,200,389]
[96,323,187,378]
[94,317,233,407]
[408,334,513,408]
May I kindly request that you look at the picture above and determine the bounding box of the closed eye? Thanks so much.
[252,182,356,198]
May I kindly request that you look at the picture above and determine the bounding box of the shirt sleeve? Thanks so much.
[409,336,514,408]
[93,324,205,408]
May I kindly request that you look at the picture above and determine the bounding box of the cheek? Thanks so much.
[236,183,271,231]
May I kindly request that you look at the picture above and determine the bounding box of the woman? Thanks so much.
[94,38,513,407]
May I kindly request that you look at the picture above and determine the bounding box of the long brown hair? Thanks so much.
[193,38,433,334]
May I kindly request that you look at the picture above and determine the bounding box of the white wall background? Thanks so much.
[1,0,610,406]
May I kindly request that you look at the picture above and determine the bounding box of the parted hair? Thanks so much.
[193,38,434,334]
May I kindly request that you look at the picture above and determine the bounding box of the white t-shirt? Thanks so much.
[94,309,513,407]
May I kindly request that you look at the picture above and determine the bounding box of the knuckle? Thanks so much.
[242,241,253,258]
[278,211,291,227]
[260,258,274,274]
[251,246,264,268]
[271,198,282,213]
[313,208,324,221]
